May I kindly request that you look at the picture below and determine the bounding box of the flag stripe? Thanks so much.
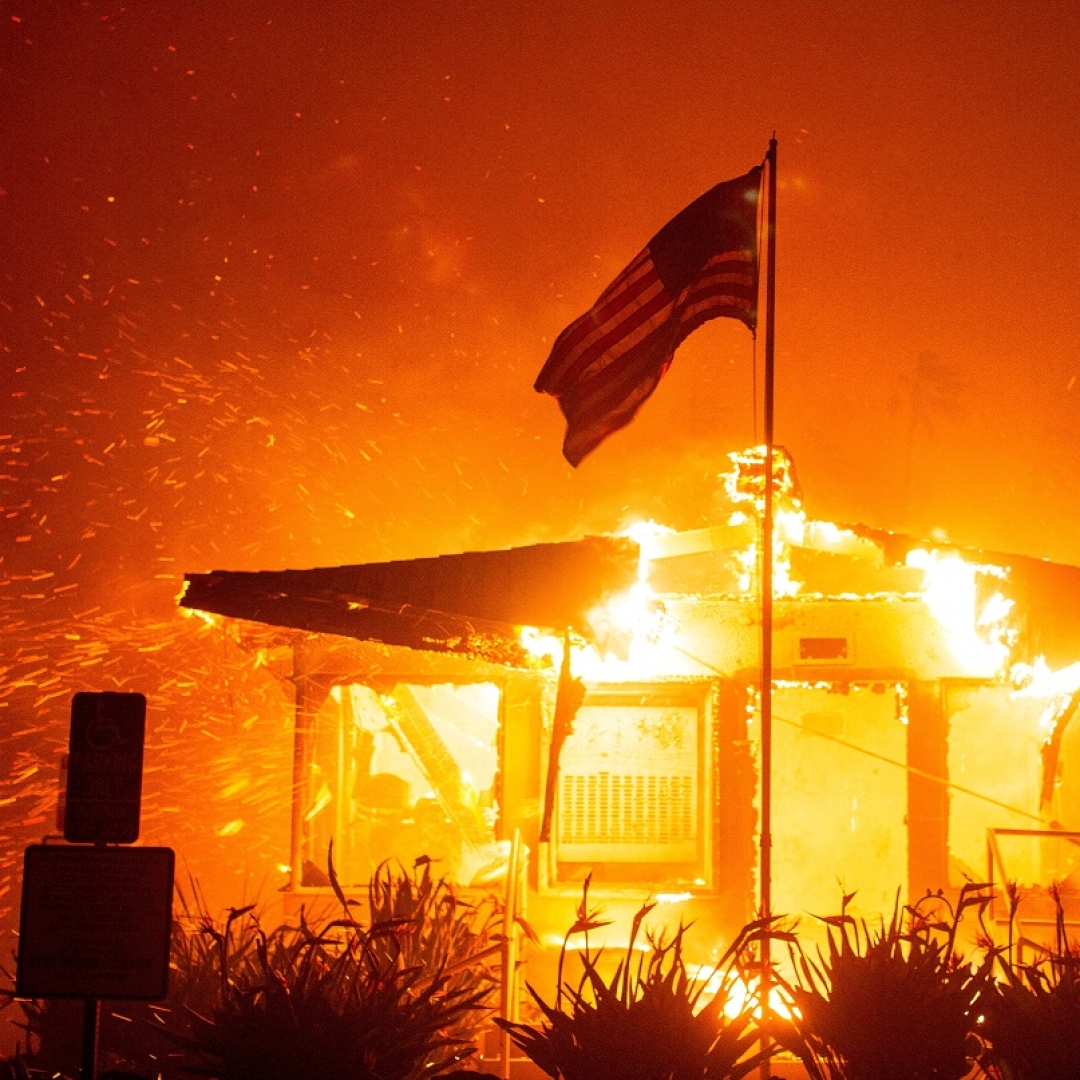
[536,255,663,390]
[561,313,685,437]
[540,245,757,396]
[678,253,758,325]
[541,250,656,362]
[548,248,754,395]
[561,333,675,464]
[535,165,763,465]
[556,278,672,389]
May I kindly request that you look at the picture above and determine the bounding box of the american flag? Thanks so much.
[536,166,763,466]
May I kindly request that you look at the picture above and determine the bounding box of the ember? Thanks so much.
[164,449,1080,985]
[4,6,1080,1063]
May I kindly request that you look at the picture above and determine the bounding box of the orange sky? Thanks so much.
[2,0,1080,1030]
[5,0,1080,585]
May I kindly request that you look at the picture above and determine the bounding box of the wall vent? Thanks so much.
[798,636,851,663]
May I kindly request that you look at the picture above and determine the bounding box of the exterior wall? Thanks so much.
[946,683,1048,886]
[767,682,908,922]
[907,681,950,897]
[278,591,1071,990]
[671,595,977,682]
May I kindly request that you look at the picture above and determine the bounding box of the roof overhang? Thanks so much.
[180,535,640,667]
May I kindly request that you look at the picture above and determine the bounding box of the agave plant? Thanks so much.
[182,932,486,1080]
[776,884,995,1080]
[0,1052,52,1080]
[4,855,505,1080]
[495,875,775,1080]
[357,852,503,1048]
[977,881,1080,1080]
[176,852,503,1080]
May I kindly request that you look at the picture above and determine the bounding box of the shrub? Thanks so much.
[977,882,1080,1080]
[359,854,503,1051]
[176,852,501,1080]
[495,875,774,1080]
[775,884,995,1080]
[6,852,504,1080]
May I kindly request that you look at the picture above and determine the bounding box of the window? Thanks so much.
[306,681,502,886]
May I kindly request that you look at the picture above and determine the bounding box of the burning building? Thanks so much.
[179,449,1080,991]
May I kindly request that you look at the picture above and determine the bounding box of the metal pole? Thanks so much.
[289,641,312,892]
[80,997,98,1080]
[500,828,522,1079]
[759,135,778,1076]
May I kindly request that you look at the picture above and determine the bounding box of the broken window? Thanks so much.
[306,681,502,887]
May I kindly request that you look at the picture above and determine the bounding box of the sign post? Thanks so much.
[64,691,146,845]
[16,845,174,1001]
[17,692,172,1080]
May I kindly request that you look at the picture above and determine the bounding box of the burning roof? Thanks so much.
[179,447,1080,679]
[844,524,1080,671]
[179,535,640,666]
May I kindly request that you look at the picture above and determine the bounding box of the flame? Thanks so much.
[539,932,652,953]
[772,509,804,598]
[622,518,676,568]
[730,536,757,595]
[303,780,332,821]
[906,549,1014,674]
[723,974,795,1020]
[730,531,802,598]
[1012,656,1080,700]
[180,605,221,627]
[722,445,801,515]
[518,519,678,680]
[519,461,1068,697]
[1010,656,1080,733]
[720,449,806,598]
[519,579,675,681]
[686,966,796,1020]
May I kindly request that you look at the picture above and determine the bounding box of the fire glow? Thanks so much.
[517,495,1030,690]
[164,444,1080,964]
[519,580,675,681]
[905,548,1014,675]
[518,520,677,681]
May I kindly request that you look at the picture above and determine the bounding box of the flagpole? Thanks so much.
[759,136,777,1071]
